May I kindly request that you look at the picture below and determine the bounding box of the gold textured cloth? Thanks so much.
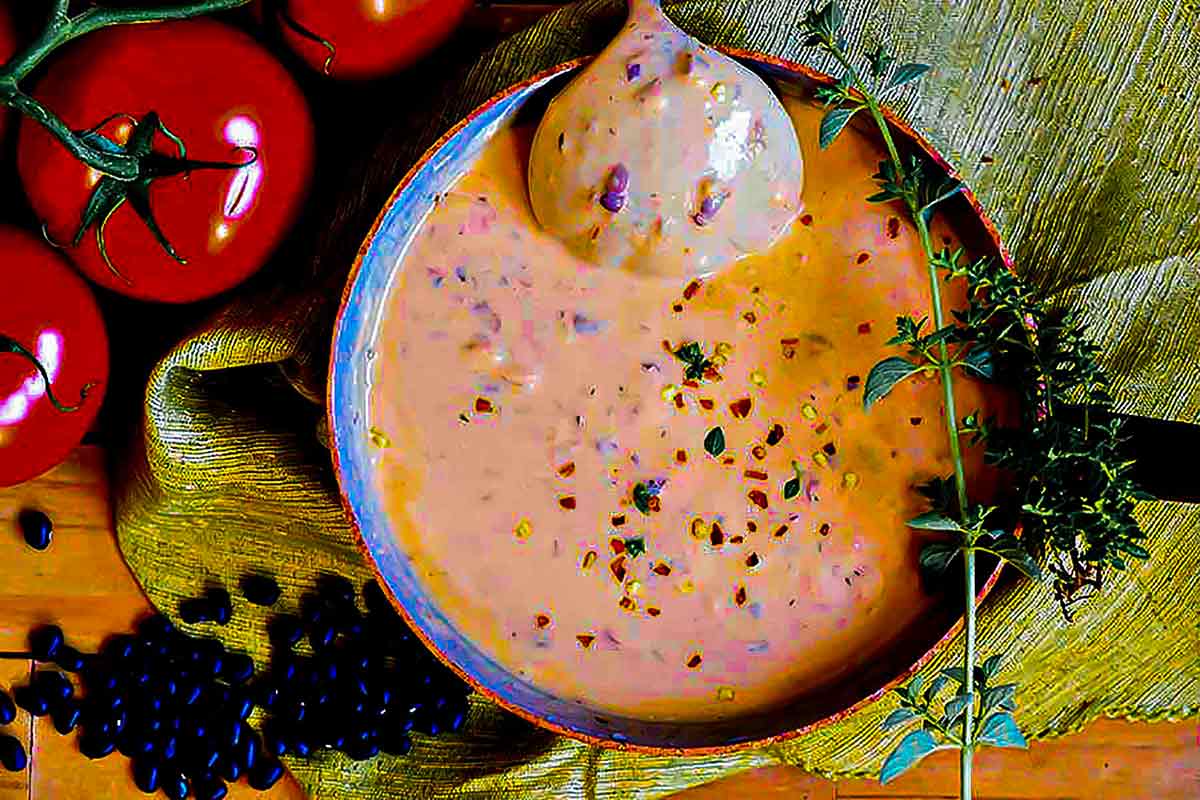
[114,1,1200,797]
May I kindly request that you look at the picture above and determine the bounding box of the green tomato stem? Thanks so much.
[0,0,253,180]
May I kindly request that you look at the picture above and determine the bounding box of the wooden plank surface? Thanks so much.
[3,451,1197,799]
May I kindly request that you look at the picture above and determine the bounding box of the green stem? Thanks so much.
[831,36,976,800]
[0,0,252,180]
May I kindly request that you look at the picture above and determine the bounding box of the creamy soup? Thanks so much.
[369,94,1004,722]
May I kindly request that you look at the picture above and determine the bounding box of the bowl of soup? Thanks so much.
[328,54,1011,753]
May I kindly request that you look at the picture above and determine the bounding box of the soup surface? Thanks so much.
[369,94,1003,722]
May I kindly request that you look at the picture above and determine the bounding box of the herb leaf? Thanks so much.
[906,512,960,531]
[703,427,726,457]
[672,341,717,381]
[977,712,1027,749]
[977,532,1042,581]
[819,105,860,149]
[882,707,920,731]
[783,476,801,500]
[919,541,959,578]
[632,482,653,515]
[864,356,921,410]
[887,62,931,91]
[961,346,994,379]
[623,536,646,558]
[880,728,938,784]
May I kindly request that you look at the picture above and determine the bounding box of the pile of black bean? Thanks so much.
[0,572,472,799]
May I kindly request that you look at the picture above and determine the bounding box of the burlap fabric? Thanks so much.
[113,1,1200,797]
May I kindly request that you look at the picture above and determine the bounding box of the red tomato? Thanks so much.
[0,226,109,488]
[266,0,472,80]
[18,20,314,303]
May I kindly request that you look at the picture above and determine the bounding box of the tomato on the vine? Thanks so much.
[18,19,315,303]
[0,226,109,488]
[262,0,473,80]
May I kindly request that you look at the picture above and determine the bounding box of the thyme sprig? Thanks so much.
[801,2,1150,796]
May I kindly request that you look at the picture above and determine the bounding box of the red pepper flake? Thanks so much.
[729,534,745,544]
[910,416,923,426]
[819,523,831,536]
[535,614,551,629]
[773,524,789,539]
[745,552,761,569]
[618,596,635,611]
[846,375,861,390]
[886,216,901,239]
[576,634,596,648]
[686,652,703,669]
[557,461,576,477]
[814,422,829,435]
[682,379,700,389]
[766,423,784,446]
[474,397,495,414]
[675,449,688,464]
[780,336,800,346]
[698,397,715,410]
[747,520,757,533]
[581,551,597,569]
[647,496,661,513]
[822,442,837,456]
[591,225,601,241]
[857,322,872,335]
[856,252,871,264]
[610,538,626,554]
[611,513,626,527]
[720,456,736,466]
[683,280,702,300]
[661,339,674,354]
[800,213,813,226]
[747,489,769,509]
[751,444,767,460]
[672,303,684,313]
[610,556,628,582]
[710,522,725,547]
[674,393,686,409]
[652,562,672,576]
[729,397,752,418]
[559,495,577,510]
[646,606,662,617]
[702,365,723,382]
[742,311,757,324]
[743,469,769,481]
[734,585,747,606]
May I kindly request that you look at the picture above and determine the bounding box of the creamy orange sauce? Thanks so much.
[370,96,1004,722]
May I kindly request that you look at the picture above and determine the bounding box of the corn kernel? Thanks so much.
[514,518,533,540]
[368,427,392,448]
[843,472,860,488]
[716,686,736,702]
[812,451,829,467]
[749,369,767,387]
[801,403,819,419]
[661,384,680,402]
[679,578,696,594]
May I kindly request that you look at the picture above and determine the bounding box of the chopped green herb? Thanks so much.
[704,426,726,457]
[623,536,646,558]
[782,460,804,501]
[632,482,655,514]
[672,341,716,381]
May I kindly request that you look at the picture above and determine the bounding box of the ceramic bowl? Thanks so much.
[329,53,1009,754]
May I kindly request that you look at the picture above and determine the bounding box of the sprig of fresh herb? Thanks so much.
[801,2,1150,796]
[881,653,1026,783]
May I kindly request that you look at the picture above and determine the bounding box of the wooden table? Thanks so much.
[1,448,1196,799]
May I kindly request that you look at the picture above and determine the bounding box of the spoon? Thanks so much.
[528,0,804,280]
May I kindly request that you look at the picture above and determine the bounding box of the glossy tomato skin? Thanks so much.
[0,226,109,488]
[18,20,314,303]
[272,0,472,80]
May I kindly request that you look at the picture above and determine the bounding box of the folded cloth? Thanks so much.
[114,1,1200,797]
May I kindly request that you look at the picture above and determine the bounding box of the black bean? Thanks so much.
[14,686,49,717]
[240,574,281,606]
[309,620,336,651]
[133,756,161,793]
[193,773,227,800]
[158,734,179,762]
[248,757,284,791]
[347,740,380,761]
[228,690,253,721]
[29,624,64,662]
[138,614,175,642]
[33,669,74,704]
[79,732,116,759]
[54,645,87,673]
[290,736,312,758]
[206,588,232,626]
[381,732,412,756]
[189,746,220,772]
[162,768,190,800]
[299,593,324,627]
[261,725,287,758]
[222,653,254,685]
[235,727,259,771]
[363,579,389,615]
[0,691,14,726]
[52,699,81,734]
[254,682,280,710]
[317,574,356,609]
[178,598,214,625]
[19,509,52,551]
[268,615,303,647]
[0,735,27,772]
[100,633,137,664]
